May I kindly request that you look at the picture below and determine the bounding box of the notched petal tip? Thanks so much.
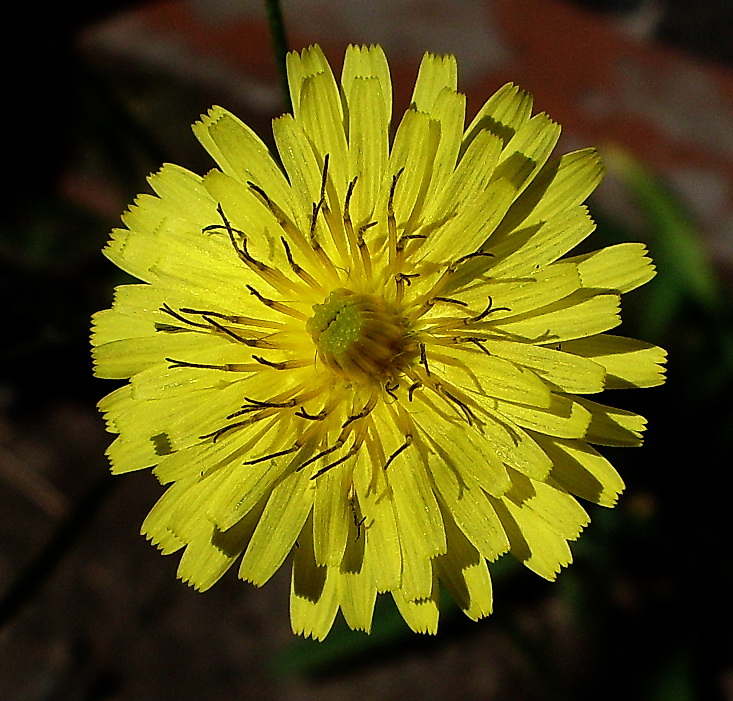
[192,105,228,140]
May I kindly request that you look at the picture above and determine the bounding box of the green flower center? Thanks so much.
[307,289,415,378]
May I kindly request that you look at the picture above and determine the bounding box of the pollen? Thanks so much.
[307,289,416,378]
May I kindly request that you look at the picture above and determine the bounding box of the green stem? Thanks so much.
[264,0,292,112]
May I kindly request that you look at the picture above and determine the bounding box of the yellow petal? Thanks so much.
[569,242,656,293]
[392,579,440,634]
[272,113,324,232]
[201,169,293,270]
[536,435,625,507]
[312,461,352,567]
[433,346,552,407]
[427,443,510,562]
[299,71,349,197]
[411,401,512,496]
[345,77,390,224]
[481,412,554,481]
[286,45,337,122]
[374,407,446,598]
[391,483,442,600]
[497,148,604,234]
[494,394,592,439]
[341,44,392,117]
[459,260,581,318]
[504,470,590,541]
[445,182,521,263]
[177,512,259,592]
[146,163,217,226]
[421,88,466,216]
[493,291,621,343]
[164,468,238,543]
[411,52,458,111]
[96,384,132,433]
[339,566,378,633]
[290,516,340,640]
[238,466,314,586]
[388,109,441,227]
[492,495,573,581]
[577,398,647,447]
[487,206,596,278]
[480,339,606,394]
[422,114,559,263]
[490,113,561,201]
[210,427,304,530]
[436,510,493,621]
[193,107,296,218]
[140,479,191,554]
[462,82,533,153]
[106,434,157,474]
[561,334,667,389]
[421,128,503,232]
[353,444,402,592]
[93,326,243,381]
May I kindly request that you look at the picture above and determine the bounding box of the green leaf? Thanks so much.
[607,150,720,338]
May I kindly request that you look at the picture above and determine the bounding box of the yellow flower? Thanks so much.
[91,45,666,639]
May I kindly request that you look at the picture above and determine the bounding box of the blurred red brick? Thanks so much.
[80,0,733,264]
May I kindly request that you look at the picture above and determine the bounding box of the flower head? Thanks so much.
[92,45,666,639]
